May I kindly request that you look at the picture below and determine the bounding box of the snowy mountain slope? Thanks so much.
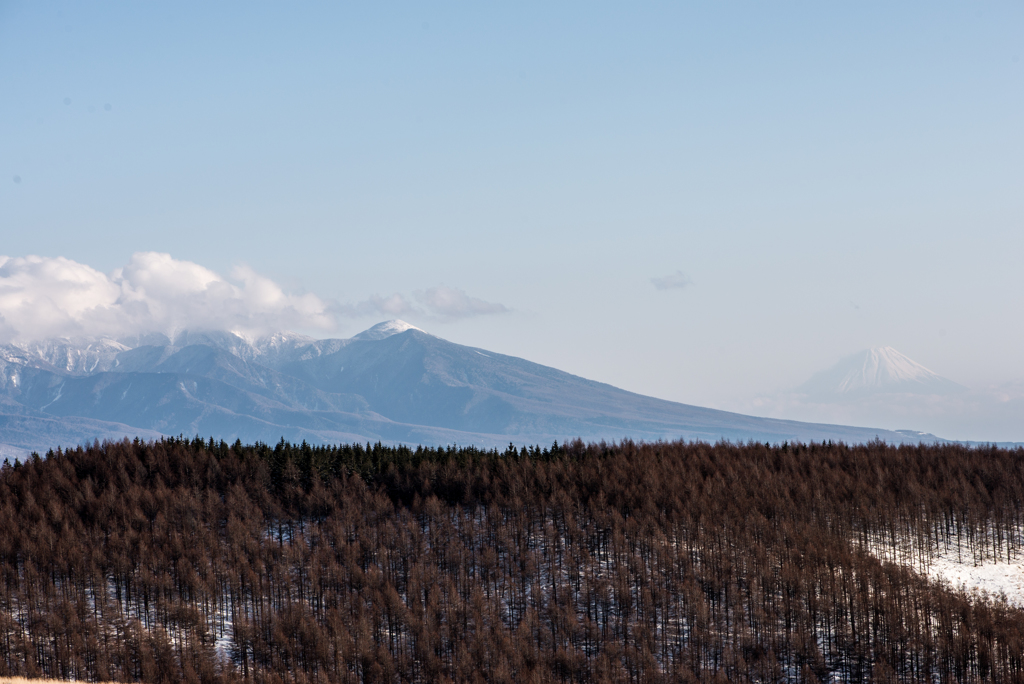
[0,320,421,376]
[1,363,507,450]
[6,338,130,374]
[0,392,164,456]
[0,322,947,451]
[351,320,423,341]
[798,346,966,398]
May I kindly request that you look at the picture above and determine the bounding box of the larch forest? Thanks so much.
[1,437,1024,683]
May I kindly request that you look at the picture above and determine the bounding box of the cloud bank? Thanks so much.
[651,271,692,291]
[0,253,333,343]
[342,285,509,323]
[0,253,511,343]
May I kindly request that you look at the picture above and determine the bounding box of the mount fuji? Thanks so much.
[798,346,966,399]
[0,322,944,455]
[726,345,1023,444]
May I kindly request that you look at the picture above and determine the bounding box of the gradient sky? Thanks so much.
[2,2,1023,438]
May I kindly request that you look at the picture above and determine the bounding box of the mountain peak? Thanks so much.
[799,346,965,397]
[351,320,424,341]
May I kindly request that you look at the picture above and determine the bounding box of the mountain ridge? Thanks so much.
[0,322,947,454]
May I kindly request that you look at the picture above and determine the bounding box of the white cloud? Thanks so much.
[415,285,509,320]
[0,252,335,343]
[0,253,512,343]
[651,270,692,291]
[354,293,420,318]
[343,285,509,322]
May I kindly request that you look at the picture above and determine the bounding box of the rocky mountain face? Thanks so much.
[0,322,940,455]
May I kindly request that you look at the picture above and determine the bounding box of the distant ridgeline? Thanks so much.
[2,437,1024,682]
[0,321,944,456]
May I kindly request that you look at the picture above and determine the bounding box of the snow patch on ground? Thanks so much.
[922,553,1024,606]
[866,536,1024,607]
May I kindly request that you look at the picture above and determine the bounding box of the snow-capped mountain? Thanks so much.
[798,346,966,398]
[731,346,1024,444]
[351,319,423,341]
[0,321,425,374]
[3,338,129,374]
[0,323,945,455]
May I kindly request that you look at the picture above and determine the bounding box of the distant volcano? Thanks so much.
[798,347,966,399]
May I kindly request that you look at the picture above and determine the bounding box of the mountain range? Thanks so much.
[0,321,942,455]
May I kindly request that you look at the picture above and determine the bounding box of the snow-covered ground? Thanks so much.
[865,536,1024,607]
[920,553,1024,606]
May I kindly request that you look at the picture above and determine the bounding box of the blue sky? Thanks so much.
[2,2,1023,438]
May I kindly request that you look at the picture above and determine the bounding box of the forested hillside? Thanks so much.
[2,438,1024,682]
